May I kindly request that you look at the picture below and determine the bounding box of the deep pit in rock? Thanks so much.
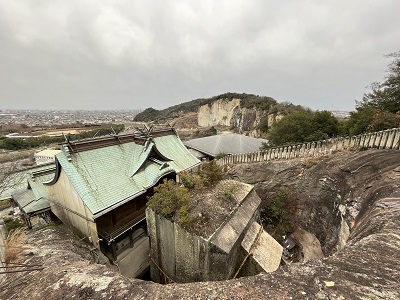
[1,149,400,299]
[227,149,400,263]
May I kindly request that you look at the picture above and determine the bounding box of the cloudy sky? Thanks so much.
[1,1,399,112]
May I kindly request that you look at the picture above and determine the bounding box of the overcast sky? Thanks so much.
[1,1,399,112]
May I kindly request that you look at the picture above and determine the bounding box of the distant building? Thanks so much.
[34,149,61,165]
[184,133,268,161]
[11,164,54,228]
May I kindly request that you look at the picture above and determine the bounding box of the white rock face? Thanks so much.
[198,99,241,127]
[197,98,283,136]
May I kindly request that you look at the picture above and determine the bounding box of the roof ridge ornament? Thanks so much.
[135,124,154,138]
[62,144,72,162]
[166,122,178,136]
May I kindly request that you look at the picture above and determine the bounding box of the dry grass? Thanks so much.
[5,227,27,263]
[304,157,322,169]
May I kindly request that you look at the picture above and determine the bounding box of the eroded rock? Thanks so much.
[1,150,399,299]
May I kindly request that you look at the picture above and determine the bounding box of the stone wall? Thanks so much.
[217,127,400,166]
[146,188,261,283]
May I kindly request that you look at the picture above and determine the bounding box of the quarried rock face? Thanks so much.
[146,184,265,283]
[1,150,400,299]
[197,99,269,135]
[197,99,242,127]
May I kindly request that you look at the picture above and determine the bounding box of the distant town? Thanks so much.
[0,109,142,128]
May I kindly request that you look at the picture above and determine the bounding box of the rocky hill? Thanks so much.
[1,149,399,299]
[134,93,305,136]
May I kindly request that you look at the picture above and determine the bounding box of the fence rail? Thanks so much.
[217,127,400,166]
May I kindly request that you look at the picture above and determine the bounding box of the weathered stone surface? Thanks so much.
[241,221,283,272]
[147,183,261,283]
[291,228,324,261]
[210,188,260,253]
[196,98,280,136]
[198,99,242,127]
[1,150,400,299]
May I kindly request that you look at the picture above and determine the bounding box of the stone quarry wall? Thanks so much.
[198,99,242,127]
[146,188,261,283]
[217,127,400,166]
[146,208,211,283]
[197,98,281,136]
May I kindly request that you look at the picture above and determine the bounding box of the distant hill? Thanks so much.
[134,93,307,138]
[134,93,305,123]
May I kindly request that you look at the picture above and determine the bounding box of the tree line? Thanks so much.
[262,50,400,147]
[0,124,125,150]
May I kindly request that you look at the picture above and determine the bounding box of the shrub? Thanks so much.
[4,216,25,234]
[269,188,288,219]
[215,152,227,160]
[262,188,295,237]
[180,172,204,190]
[199,161,225,187]
[147,179,191,225]
[218,181,240,202]
[0,199,10,210]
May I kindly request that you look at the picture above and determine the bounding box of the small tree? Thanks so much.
[262,188,294,237]
[180,172,204,190]
[258,114,269,134]
[214,152,227,160]
[147,179,191,224]
[199,161,225,187]
[346,51,400,134]
[267,110,339,146]
[0,160,25,197]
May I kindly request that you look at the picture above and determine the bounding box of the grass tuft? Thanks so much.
[5,227,27,263]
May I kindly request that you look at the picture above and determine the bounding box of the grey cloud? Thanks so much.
[0,0,399,111]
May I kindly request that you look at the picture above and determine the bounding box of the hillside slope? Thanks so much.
[134,93,305,136]
[1,150,399,299]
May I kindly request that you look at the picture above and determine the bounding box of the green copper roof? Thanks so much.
[12,169,53,215]
[0,163,54,199]
[54,132,200,217]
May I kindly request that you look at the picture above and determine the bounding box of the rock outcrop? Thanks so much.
[1,150,399,299]
[134,93,294,136]
[197,98,286,136]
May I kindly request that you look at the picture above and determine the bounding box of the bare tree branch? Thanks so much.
[0,159,26,197]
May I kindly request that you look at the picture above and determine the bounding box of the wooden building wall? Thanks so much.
[47,169,99,248]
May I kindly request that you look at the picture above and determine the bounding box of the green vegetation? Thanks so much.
[181,161,225,190]
[0,136,64,150]
[259,51,400,146]
[214,152,227,160]
[345,51,400,135]
[0,124,125,150]
[258,114,269,133]
[261,188,294,237]
[133,107,160,122]
[149,162,226,228]
[134,92,305,122]
[146,179,191,226]
[218,181,240,202]
[198,161,225,187]
[180,172,204,190]
[264,110,339,147]
[0,199,10,209]
[4,216,25,235]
